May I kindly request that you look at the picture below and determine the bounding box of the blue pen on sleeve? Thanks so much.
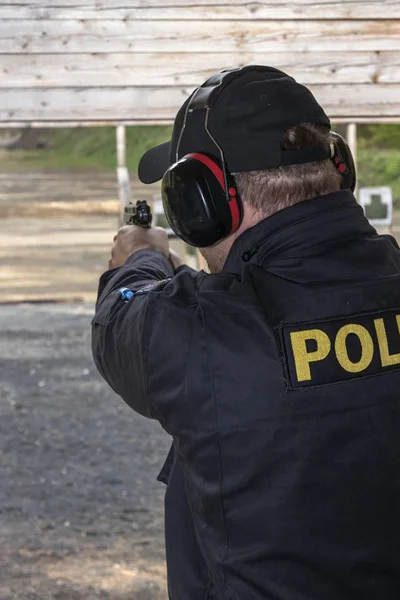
[118,288,135,301]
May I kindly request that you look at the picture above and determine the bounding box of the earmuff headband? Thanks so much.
[187,153,225,189]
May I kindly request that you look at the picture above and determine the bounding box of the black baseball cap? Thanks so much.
[138,65,331,184]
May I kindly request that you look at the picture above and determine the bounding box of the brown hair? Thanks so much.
[234,124,342,218]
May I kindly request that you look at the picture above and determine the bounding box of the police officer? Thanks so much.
[92,66,400,599]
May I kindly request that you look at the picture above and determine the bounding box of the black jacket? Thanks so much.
[92,190,400,599]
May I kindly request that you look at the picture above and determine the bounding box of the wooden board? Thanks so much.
[1,52,399,87]
[1,0,400,20]
[1,20,399,54]
[1,85,399,122]
[1,1,399,122]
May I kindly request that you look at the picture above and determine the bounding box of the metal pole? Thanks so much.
[116,125,131,225]
[116,125,125,169]
[347,123,358,198]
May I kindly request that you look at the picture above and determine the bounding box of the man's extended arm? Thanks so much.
[92,248,175,418]
[92,223,200,422]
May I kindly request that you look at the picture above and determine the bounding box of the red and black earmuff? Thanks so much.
[161,70,244,248]
[161,152,242,248]
[330,131,357,192]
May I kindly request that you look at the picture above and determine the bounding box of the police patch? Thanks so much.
[280,308,400,389]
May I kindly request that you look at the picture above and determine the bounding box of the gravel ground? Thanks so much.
[0,303,171,600]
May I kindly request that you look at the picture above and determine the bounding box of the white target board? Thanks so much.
[359,187,393,227]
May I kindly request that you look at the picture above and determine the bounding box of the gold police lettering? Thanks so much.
[290,314,400,383]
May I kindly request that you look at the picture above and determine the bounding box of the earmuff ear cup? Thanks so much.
[331,132,357,192]
[161,154,242,248]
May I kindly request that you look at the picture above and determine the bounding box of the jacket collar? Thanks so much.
[223,190,376,274]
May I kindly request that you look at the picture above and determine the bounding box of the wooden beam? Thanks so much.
[1,52,399,88]
[3,118,400,127]
[1,85,399,122]
[1,1,400,20]
[0,20,399,54]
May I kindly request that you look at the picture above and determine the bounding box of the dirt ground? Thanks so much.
[0,302,171,599]
[0,171,191,304]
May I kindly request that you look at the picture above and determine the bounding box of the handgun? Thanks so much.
[123,200,153,228]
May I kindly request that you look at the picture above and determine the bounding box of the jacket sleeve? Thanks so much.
[91,249,199,420]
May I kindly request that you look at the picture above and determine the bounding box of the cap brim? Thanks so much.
[138,141,171,184]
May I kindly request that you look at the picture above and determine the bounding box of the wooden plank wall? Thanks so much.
[0,0,399,124]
